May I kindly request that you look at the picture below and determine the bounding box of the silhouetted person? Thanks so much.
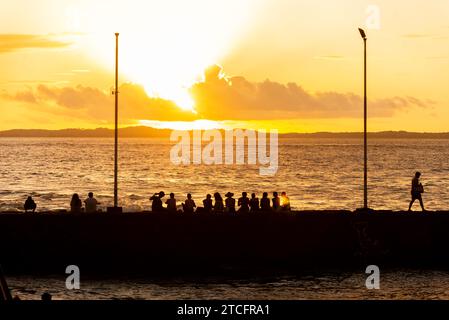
[70,193,82,213]
[408,172,425,211]
[280,192,291,211]
[24,196,36,213]
[249,193,259,212]
[272,192,281,212]
[238,192,250,213]
[41,292,52,301]
[166,193,177,212]
[213,192,224,213]
[182,193,196,214]
[150,191,165,212]
[84,192,99,213]
[260,192,271,211]
[203,194,213,213]
[225,192,236,213]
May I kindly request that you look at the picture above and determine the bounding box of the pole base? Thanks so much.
[107,207,123,214]
[355,207,374,213]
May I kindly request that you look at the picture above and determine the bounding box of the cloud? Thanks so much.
[1,83,197,123]
[189,65,430,120]
[3,90,38,104]
[2,65,430,124]
[0,34,71,54]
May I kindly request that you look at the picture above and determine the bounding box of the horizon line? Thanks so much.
[2,126,449,136]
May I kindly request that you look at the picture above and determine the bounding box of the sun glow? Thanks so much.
[69,0,265,112]
[139,119,227,131]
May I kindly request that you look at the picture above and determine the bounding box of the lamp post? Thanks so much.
[358,28,368,210]
[108,33,122,214]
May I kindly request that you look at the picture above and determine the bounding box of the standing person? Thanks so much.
[165,193,177,213]
[84,192,99,213]
[249,193,260,212]
[70,193,82,213]
[24,196,36,213]
[203,194,213,213]
[182,193,196,214]
[150,191,165,212]
[225,192,236,213]
[260,192,271,211]
[280,192,291,211]
[213,192,224,213]
[272,192,281,212]
[238,192,250,213]
[408,172,425,211]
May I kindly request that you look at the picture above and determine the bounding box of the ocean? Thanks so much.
[1,137,448,212]
[6,270,449,300]
[2,137,449,300]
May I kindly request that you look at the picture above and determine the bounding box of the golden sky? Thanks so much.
[0,0,448,132]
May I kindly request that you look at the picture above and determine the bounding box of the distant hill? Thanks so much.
[1,127,449,139]
[281,131,449,139]
[0,126,172,138]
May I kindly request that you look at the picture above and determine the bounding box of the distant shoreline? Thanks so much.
[2,126,449,139]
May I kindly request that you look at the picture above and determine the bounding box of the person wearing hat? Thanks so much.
[150,191,165,212]
[225,192,236,213]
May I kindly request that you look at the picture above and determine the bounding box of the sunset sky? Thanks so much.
[0,0,448,132]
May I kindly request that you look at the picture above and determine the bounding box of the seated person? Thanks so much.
[249,193,260,212]
[238,192,250,212]
[272,192,281,212]
[225,192,236,213]
[260,192,271,211]
[84,192,99,213]
[150,191,165,212]
[182,193,196,213]
[213,192,224,213]
[165,193,177,213]
[70,193,82,213]
[203,194,213,213]
[24,196,36,213]
[280,192,291,211]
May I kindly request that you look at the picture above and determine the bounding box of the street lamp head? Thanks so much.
[358,28,367,40]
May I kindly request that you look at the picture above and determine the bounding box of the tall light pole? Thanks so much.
[108,33,122,213]
[358,28,368,210]
[114,32,119,208]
